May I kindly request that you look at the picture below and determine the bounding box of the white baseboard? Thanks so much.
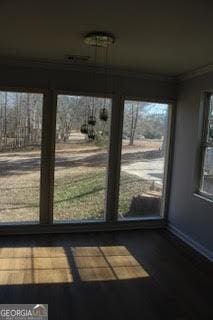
[167,223,213,262]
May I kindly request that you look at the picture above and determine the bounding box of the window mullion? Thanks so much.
[39,89,57,224]
[105,94,124,222]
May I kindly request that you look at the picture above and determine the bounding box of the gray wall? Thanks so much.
[169,72,213,260]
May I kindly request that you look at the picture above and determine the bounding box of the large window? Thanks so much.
[0,91,173,227]
[199,94,213,199]
[0,91,43,223]
[53,95,111,222]
[118,100,170,220]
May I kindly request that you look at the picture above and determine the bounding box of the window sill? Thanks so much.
[193,192,213,204]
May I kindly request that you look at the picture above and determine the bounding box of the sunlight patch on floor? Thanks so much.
[0,245,149,285]
[72,246,149,282]
[0,247,72,285]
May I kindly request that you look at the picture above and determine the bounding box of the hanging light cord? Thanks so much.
[92,40,98,117]
[104,45,109,108]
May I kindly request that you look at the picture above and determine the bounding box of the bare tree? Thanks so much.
[129,103,139,146]
[0,94,3,147]
[161,111,168,155]
[3,92,7,147]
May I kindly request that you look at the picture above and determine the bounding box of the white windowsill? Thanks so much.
[193,192,213,204]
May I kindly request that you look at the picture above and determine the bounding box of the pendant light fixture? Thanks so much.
[80,123,88,134]
[99,107,108,121]
[80,102,89,134]
[80,31,115,140]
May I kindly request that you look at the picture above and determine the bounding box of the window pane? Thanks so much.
[53,95,111,222]
[200,147,213,197]
[118,101,170,220]
[0,92,43,223]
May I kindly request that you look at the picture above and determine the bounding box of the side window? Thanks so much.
[199,94,213,199]
[0,91,43,223]
[118,100,171,220]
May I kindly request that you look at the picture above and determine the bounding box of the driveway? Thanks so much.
[121,157,164,186]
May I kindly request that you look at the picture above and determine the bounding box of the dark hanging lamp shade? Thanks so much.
[100,107,108,121]
[80,123,88,134]
[88,128,96,140]
[88,115,96,126]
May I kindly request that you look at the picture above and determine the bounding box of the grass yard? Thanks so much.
[54,168,161,221]
[0,139,163,223]
[0,164,161,223]
[54,167,106,221]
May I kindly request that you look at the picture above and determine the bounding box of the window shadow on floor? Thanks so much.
[0,231,212,320]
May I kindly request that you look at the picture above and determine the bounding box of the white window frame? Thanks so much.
[199,93,213,201]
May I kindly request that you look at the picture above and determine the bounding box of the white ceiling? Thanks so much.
[0,0,213,76]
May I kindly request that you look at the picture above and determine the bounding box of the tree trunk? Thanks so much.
[129,104,139,146]
[27,93,31,145]
[161,112,168,155]
[4,92,7,148]
[129,105,134,146]
[0,95,3,149]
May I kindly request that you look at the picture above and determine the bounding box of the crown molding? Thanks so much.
[0,56,176,83]
[1,56,213,83]
[178,64,213,82]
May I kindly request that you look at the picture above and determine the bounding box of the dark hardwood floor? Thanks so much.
[0,229,212,320]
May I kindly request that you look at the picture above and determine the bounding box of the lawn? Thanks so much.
[0,139,162,223]
[54,168,106,221]
[54,168,161,221]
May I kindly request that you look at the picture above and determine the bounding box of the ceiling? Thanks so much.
[0,0,213,76]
